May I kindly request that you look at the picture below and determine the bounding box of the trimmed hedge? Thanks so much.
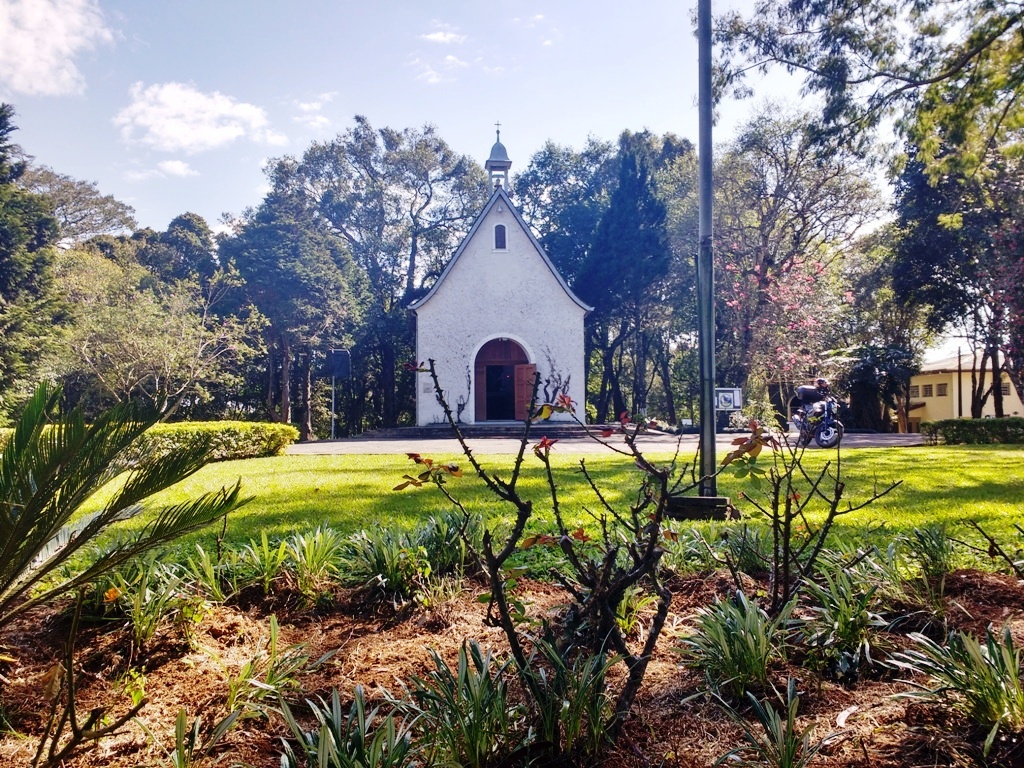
[920,417,1024,445]
[0,421,299,462]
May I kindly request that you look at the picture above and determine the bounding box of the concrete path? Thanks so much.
[286,430,928,455]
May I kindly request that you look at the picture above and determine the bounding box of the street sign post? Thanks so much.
[329,349,351,439]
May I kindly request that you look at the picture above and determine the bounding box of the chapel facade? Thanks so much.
[409,133,591,426]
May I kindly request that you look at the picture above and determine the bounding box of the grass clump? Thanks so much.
[679,591,793,700]
[892,625,1024,756]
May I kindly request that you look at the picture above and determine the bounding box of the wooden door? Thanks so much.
[514,364,537,421]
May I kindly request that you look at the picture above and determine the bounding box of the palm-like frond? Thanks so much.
[0,383,251,629]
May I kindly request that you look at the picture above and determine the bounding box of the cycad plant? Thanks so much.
[0,383,248,631]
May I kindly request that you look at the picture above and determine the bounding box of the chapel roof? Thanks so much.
[408,185,592,314]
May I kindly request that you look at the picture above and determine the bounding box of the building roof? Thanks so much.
[918,354,962,373]
[408,185,593,314]
[917,352,1007,374]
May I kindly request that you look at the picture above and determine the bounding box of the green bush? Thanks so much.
[921,417,1024,445]
[129,421,299,463]
[0,420,298,462]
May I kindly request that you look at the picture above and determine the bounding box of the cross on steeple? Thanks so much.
[495,121,501,141]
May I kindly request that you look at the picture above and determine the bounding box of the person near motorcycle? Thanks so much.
[795,378,831,408]
[790,378,844,448]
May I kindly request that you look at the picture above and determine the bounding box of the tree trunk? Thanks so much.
[970,347,992,419]
[280,336,292,425]
[266,347,280,422]
[655,340,677,425]
[380,335,396,428]
[991,344,1005,418]
[299,346,314,441]
[766,381,790,430]
[609,345,627,419]
[632,324,647,416]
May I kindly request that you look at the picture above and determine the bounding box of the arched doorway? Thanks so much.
[474,338,535,421]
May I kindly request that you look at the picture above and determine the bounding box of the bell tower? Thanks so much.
[484,122,512,193]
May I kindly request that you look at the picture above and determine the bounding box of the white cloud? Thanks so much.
[416,67,443,85]
[291,92,336,131]
[122,159,199,181]
[294,114,331,129]
[512,15,545,28]
[123,168,160,182]
[421,31,465,44]
[407,56,445,85]
[157,159,197,177]
[444,55,468,67]
[296,91,336,112]
[114,82,288,154]
[419,20,465,46]
[0,0,113,96]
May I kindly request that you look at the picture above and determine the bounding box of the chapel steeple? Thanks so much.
[484,123,512,193]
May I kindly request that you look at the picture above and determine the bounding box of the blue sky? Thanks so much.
[0,0,793,231]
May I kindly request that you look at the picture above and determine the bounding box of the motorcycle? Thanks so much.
[792,395,844,448]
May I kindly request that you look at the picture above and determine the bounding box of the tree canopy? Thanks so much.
[0,105,62,414]
[715,0,1024,174]
[19,165,136,243]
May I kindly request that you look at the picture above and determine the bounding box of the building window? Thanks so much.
[936,383,948,396]
[922,384,934,397]
[1002,382,1011,397]
[909,385,920,398]
[494,224,507,250]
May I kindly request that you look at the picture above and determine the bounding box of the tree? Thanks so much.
[714,0,1024,174]
[50,244,264,420]
[579,133,675,418]
[0,104,62,416]
[513,138,617,285]
[19,165,136,242]
[993,208,1024,401]
[221,182,367,438]
[0,104,27,185]
[832,226,933,431]
[892,145,1022,416]
[137,212,217,283]
[288,116,488,427]
[711,107,881,410]
[516,132,696,424]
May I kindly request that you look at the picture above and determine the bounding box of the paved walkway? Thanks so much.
[287,430,927,455]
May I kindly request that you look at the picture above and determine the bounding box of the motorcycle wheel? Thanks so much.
[815,423,844,449]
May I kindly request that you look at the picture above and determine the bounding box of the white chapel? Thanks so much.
[409,133,591,426]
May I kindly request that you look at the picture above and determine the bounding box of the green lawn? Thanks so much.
[101,444,1024,552]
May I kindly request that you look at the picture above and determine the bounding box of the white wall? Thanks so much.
[414,200,587,425]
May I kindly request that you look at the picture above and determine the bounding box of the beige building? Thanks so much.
[907,353,1024,431]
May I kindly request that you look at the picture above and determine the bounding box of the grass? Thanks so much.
[85,445,1024,552]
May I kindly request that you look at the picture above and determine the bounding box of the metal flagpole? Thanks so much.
[697,0,717,495]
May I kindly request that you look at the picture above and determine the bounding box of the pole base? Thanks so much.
[665,495,735,521]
